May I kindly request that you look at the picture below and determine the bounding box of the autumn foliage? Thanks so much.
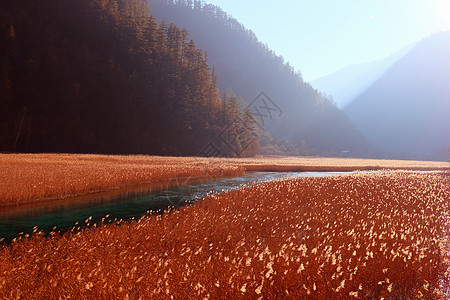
[0,171,448,299]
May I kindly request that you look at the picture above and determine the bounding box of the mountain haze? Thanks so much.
[148,0,368,156]
[345,31,450,161]
[312,44,414,108]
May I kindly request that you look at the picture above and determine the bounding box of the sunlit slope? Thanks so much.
[148,0,368,156]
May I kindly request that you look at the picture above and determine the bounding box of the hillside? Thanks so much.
[312,44,414,108]
[147,0,369,156]
[345,31,450,161]
[0,0,256,156]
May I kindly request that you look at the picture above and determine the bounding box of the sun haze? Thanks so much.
[205,0,450,81]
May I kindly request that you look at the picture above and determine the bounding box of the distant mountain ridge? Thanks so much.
[345,31,450,161]
[147,0,369,156]
[312,44,415,108]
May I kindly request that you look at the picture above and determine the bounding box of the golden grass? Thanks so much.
[0,154,448,208]
[228,155,450,172]
[0,171,448,299]
[0,154,244,208]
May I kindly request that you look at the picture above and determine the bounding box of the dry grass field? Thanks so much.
[0,154,244,208]
[230,156,450,172]
[0,154,448,208]
[0,171,448,299]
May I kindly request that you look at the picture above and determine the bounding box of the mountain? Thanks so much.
[147,0,369,156]
[0,0,257,156]
[345,31,450,161]
[312,44,414,108]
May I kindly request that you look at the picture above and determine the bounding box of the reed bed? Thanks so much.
[0,154,243,207]
[0,154,447,208]
[0,171,448,299]
[230,156,450,172]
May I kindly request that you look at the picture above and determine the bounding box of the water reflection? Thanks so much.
[0,171,347,243]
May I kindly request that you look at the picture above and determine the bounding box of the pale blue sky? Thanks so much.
[205,0,450,82]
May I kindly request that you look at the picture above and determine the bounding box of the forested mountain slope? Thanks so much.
[148,0,368,156]
[0,0,256,156]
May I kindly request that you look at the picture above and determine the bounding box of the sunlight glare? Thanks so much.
[436,0,450,29]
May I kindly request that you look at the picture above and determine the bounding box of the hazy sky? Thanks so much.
[205,0,450,82]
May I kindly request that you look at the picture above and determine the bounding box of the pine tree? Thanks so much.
[0,0,239,156]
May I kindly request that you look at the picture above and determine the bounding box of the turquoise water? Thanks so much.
[0,171,347,243]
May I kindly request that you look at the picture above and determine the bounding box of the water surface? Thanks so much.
[0,171,347,243]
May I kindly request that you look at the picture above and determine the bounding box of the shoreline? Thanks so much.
[0,153,448,210]
[0,173,242,219]
[1,171,448,298]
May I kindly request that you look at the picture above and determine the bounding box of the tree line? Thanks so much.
[148,0,369,156]
[0,0,257,156]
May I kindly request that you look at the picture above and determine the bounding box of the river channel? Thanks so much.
[0,171,350,243]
